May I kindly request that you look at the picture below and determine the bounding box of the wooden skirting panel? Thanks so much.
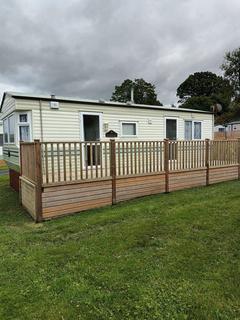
[209,165,238,184]
[20,177,36,219]
[42,179,112,219]
[116,173,165,202]
[169,169,206,192]
[19,165,240,221]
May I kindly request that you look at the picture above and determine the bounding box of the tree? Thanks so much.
[177,71,232,111]
[221,48,240,99]
[181,96,214,111]
[111,78,162,105]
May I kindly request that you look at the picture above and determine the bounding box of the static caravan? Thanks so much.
[0,92,214,189]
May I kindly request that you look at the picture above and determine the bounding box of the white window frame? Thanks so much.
[79,112,103,141]
[3,113,16,144]
[165,117,179,140]
[120,121,138,137]
[17,112,32,145]
[184,120,203,140]
[79,112,103,169]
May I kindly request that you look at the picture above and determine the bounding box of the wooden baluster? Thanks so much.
[90,143,93,179]
[74,142,77,180]
[130,142,133,175]
[100,143,103,178]
[95,143,99,179]
[156,142,159,172]
[142,142,144,173]
[63,143,66,181]
[51,143,54,183]
[80,142,83,180]
[138,142,141,174]
[57,143,60,182]
[105,142,108,177]
[85,143,88,179]
[205,139,210,186]
[126,142,129,175]
[164,139,169,192]
[117,142,120,176]
[69,142,72,181]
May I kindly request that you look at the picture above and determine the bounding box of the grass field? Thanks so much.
[0,161,8,171]
[0,175,239,320]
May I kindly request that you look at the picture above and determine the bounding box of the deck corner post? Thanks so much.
[34,139,43,222]
[110,139,117,205]
[237,138,240,180]
[19,141,24,204]
[205,139,210,186]
[164,138,170,193]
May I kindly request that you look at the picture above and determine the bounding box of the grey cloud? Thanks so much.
[0,0,240,104]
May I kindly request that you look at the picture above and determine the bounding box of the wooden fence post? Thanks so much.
[164,139,169,193]
[238,138,240,180]
[205,139,210,186]
[34,140,43,222]
[19,141,23,204]
[110,139,117,204]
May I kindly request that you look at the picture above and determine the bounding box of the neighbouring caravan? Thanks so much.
[0,92,214,189]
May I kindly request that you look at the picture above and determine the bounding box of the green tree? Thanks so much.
[177,71,232,111]
[111,78,162,105]
[181,96,214,111]
[221,47,240,99]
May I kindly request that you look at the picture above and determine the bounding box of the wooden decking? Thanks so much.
[19,139,240,221]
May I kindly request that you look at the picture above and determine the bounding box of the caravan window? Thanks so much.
[18,113,31,142]
[184,121,202,140]
[3,114,15,144]
[121,122,137,137]
[3,119,9,143]
[194,122,202,139]
[9,115,15,143]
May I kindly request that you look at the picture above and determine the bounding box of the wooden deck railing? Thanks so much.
[41,141,112,184]
[20,139,240,186]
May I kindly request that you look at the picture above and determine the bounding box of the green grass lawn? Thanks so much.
[0,175,240,320]
[0,162,8,171]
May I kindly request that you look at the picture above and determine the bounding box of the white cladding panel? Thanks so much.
[15,99,213,141]
[1,95,16,117]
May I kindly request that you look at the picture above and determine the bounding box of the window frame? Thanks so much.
[184,120,203,140]
[17,112,32,144]
[3,118,9,143]
[120,121,138,137]
[79,111,103,142]
[3,113,16,144]
[164,117,179,140]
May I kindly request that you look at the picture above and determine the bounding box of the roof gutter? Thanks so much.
[7,94,213,115]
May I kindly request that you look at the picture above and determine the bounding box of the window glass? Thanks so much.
[194,122,202,139]
[8,115,15,143]
[122,123,136,136]
[3,119,8,143]
[0,134,3,146]
[166,119,177,140]
[19,114,28,123]
[19,126,30,142]
[185,121,192,140]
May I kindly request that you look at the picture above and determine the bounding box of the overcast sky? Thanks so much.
[0,0,240,105]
